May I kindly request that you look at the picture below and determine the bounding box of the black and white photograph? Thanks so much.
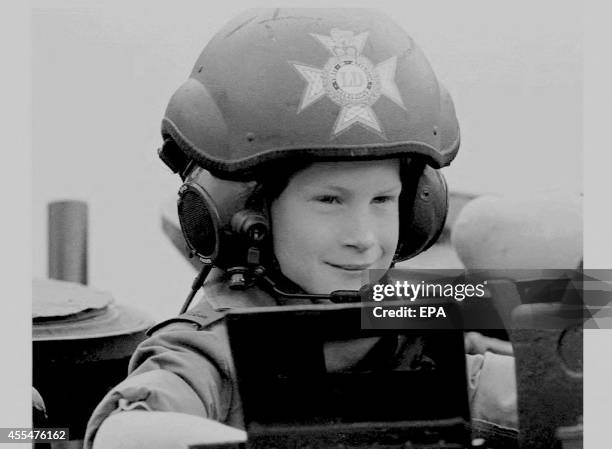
[3,0,609,448]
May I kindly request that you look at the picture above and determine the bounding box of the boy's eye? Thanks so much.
[315,195,341,204]
[372,195,398,204]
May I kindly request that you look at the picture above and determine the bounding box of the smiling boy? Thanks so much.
[85,9,516,449]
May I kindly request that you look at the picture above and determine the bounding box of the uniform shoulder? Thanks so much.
[146,298,223,336]
[147,278,277,336]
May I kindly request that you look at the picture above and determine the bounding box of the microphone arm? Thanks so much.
[255,269,363,304]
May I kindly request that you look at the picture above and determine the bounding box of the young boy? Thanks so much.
[85,9,516,448]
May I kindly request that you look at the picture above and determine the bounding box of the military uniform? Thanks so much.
[84,271,517,449]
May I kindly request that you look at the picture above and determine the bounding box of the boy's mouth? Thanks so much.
[325,262,372,271]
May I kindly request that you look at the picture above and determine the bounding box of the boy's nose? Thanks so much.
[340,212,377,252]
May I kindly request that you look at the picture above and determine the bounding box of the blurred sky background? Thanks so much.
[31,0,582,321]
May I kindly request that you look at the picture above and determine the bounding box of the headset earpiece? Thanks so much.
[395,166,448,262]
[177,180,221,263]
[176,166,269,268]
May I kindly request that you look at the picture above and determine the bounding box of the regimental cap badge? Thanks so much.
[292,28,406,137]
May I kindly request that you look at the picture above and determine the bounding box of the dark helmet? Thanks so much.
[158,8,458,272]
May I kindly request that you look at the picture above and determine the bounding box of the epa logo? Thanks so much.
[419,306,447,318]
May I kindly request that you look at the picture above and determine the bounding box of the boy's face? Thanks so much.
[270,159,401,294]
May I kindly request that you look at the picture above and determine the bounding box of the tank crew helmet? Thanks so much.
[158,8,460,283]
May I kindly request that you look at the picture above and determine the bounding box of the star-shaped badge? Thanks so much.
[292,28,406,137]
